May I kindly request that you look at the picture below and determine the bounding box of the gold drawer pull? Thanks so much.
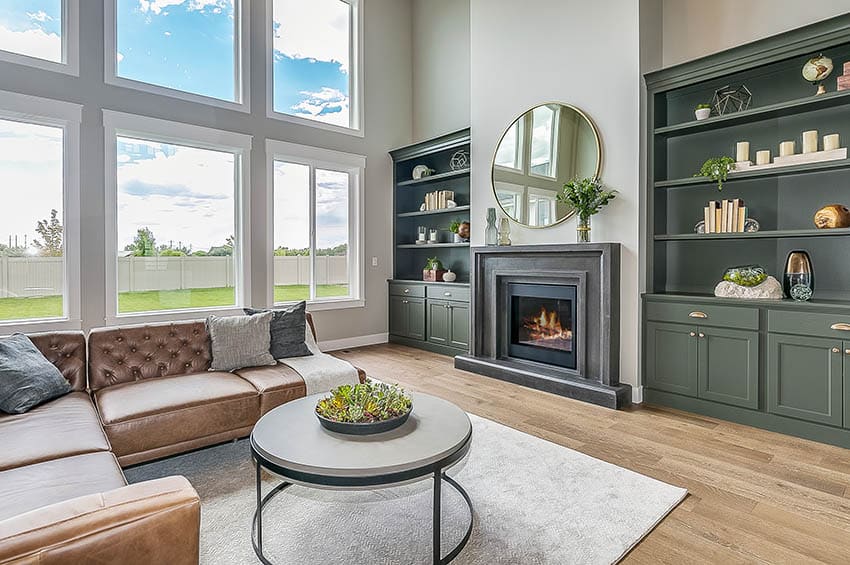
[689,311,708,319]
[832,347,841,354]
[830,323,850,331]
[444,291,452,297]
[403,288,410,294]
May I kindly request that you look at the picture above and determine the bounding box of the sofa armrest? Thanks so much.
[0,476,199,565]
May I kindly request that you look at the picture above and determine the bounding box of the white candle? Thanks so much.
[756,150,771,165]
[824,133,840,151]
[802,130,818,154]
[735,141,750,162]
[779,141,795,157]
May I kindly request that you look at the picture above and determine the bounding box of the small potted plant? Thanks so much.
[694,103,712,121]
[557,177,617,243]
[695,156,736,191]
[423,256,446,282]
[448,220,470,243]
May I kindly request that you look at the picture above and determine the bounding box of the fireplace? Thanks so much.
[508,283,577,369]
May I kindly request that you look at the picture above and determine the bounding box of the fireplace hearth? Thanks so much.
[455,243,630,409]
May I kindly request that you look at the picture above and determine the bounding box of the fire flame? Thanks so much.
[523,306,572,342]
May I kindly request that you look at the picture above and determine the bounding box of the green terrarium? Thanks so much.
[722,265,768,287]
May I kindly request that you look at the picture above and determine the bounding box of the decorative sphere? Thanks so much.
[802,55,833,83]
[814,204,850,229]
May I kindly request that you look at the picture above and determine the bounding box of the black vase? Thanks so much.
[783,250,814,300]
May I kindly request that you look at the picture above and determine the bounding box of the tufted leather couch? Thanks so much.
[0,313,361,563]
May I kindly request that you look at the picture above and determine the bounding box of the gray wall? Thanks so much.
[411,0,470,141]
[0,0,412,342]
[660,0,850,68]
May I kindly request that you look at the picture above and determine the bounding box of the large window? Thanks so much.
[270,0,361,133]
[0,91,80,328]
[0,1,78,73]
[110,0,246,107]
[268,140,363,308]
[104,111,251,320]
[530,105,559,178]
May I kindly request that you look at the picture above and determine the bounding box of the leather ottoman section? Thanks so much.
[234,364,307,415]
[0,452,126,522]
[95,373,260,464]
[0,392,111,472]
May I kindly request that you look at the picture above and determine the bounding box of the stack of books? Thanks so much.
[423,190,454,211]
[704,199,747,233]
[838,62,850,91]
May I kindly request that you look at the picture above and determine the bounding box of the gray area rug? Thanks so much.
[126,414,686,564]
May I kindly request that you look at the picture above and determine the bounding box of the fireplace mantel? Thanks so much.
[454,243,630,409]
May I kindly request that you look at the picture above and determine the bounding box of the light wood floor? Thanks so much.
[334,343,850,564]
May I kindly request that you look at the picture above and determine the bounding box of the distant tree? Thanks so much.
[33,209,63,257]
[127,227,157,256]
[317,243,348,256]
[0,244,27,257]
[191,250,208,256]
[159,249,186,257]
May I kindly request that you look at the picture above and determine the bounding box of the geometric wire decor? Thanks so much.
[710,84,752,116]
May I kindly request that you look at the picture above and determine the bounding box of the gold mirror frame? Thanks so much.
[490,102,602,229]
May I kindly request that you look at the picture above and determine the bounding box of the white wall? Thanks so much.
[0,0,412,342]
[470,0,644,396]
[412,0,470,141]
[660,0,850,68]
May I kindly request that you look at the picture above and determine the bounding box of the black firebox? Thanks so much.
[508,282,577,370]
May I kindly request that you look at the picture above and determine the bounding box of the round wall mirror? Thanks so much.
[491,103,601,228]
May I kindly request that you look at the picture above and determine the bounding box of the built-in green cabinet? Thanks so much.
[448,302,469,349]
[389,295,425,341]
[646,322,698,396]
[389,280,469,355]
[426,299,469,350]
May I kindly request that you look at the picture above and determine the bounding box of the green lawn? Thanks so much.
[0,285,350,321]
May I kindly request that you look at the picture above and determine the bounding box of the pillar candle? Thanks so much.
[824,133,840,151]
[735,141,750,162]
[779,141,795,157]
[802,130,818,154]
[756,150,771,165]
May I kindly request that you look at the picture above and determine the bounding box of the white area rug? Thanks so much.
[126,414,686,564]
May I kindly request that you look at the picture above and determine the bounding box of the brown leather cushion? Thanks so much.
[234,364,306,414]
[28,332,87,391]
[95,372,259,459]
[0,452,126,522]
[88,321,211,391]
[0,392,111,472]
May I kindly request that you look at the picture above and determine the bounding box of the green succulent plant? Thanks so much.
[695,156,736,191]
[449,220,462,234]
[695,103,711,110]
[316,380,412,423]
[424,256,443,270]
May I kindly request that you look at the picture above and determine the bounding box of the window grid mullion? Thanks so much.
[309,165,317,302]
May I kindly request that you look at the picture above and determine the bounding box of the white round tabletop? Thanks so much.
[251,392,471,482]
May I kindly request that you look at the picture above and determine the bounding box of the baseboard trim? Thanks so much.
[319,333,388,352]
[632,386,644,404]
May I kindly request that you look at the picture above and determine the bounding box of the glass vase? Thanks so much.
[577,216,591,243]
[485,207,498,246]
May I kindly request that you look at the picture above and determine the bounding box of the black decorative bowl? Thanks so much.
[316,406,413,435]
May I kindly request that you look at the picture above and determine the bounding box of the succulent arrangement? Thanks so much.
[695,156,736,191]
[722,265,768,287]
[315,380,412,423]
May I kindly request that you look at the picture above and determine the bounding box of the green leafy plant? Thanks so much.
[316,380,412,423]
[557,177,617,223]
[424,256,443,271]
[695,156,736,191]
[695,103,711,110]
[448,220,462,234]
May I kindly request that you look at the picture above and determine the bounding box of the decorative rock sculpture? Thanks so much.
[714,276,783,300]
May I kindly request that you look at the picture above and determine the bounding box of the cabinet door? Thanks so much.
[407,297,426,340]
[767,334,843,426]
[698,327,759,409]
[645,322,698,397]
[844,341,850,429]
[426,300,450,345]
[389,295,408,337]
[448,302,470,350]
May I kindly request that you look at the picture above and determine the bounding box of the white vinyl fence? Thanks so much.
[0,255,348,298]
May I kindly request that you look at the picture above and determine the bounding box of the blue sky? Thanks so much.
[0,1,62,61]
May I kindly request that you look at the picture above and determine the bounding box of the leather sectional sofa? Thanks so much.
[0,314,362,563]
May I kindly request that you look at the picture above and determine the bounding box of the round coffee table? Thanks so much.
[250,392,473,565]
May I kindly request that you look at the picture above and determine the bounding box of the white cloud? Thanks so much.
[26,11,53,23]
[273,0,350,73]
[138,0,230,15]
[163,31,171,36]
[0,24,61,62]
[290,87,349,127]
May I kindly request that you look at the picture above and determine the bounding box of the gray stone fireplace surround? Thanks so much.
[454,243,630,409]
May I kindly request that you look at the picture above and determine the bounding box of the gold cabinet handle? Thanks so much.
[689,332,696,337]
[698,332,706,338]
[832,347,841,353]
[444,291,452,296]
[830,323,850,331]
[845,349,850,355]
[689,311,708,319]
[403,288,410,294]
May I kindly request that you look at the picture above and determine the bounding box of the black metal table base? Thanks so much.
[251,462,474,565]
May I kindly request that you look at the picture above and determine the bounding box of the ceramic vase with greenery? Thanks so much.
[694,103,712,121]
[695,156,735,191]
[557,177,617,243]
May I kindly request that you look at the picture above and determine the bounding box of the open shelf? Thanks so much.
[396,168,470,187]
[397,205,470,218]
[654,228,850,241]
[655,158,850,189]
[396,242,470,249]
[654,89,850,137]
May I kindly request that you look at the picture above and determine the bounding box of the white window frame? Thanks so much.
[528,104,560,180]
[104,0,250,112]
[494,120,524,172]
[0,90,81,332]
[103,110,252,325]
[266,139,365,311]
[0,0,79,75]
[265,0,364,137]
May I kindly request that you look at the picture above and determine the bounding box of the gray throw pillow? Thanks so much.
[244,302,312,359]
[207,313,277,371]
[0,333,71,414]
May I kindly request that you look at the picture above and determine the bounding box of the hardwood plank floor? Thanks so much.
[334,343,850,564]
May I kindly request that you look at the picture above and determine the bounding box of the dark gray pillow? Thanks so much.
[0,333,71,414]
[244,302,312,359]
